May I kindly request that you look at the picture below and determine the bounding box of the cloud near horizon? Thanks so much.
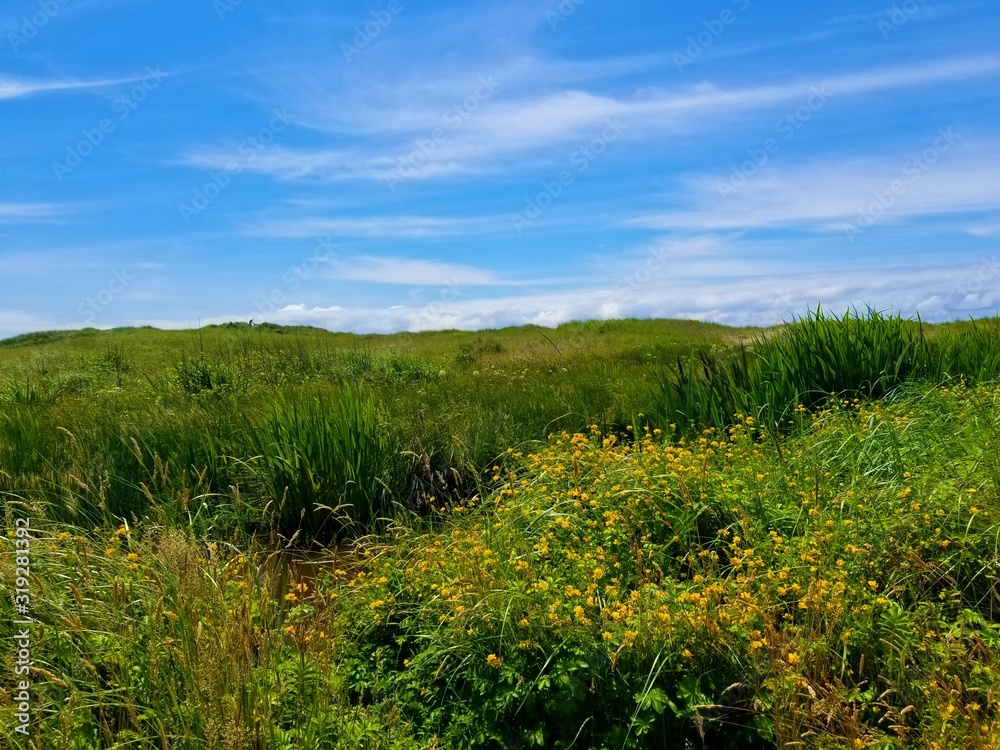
[0,0,998,337]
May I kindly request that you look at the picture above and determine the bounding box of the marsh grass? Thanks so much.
[3,315,1000,748]
[657,309,1000,435]
[251,387,400,537]
[0,524,420,749]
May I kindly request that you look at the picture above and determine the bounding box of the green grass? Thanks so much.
[0,317,747,540]
[3,312,1000,749]
[252,387,400,536]
[656,309,1000,435]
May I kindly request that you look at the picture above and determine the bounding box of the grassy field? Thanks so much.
[3,312,1000,748]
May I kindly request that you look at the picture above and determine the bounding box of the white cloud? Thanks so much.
[0,75,141,100]
[966,222,1000,238]
[324,255,507,286]
[247,215,498,239]
[186,54,1000,183]
[156,257,1000,334]
[632,138,1000,233]
[7,246,999,338]
[0,203,80,223]
[0,310,58,339]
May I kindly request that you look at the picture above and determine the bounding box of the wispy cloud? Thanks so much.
[632,138,1000,233]
[3,0,998,338]
[0,251,106,275]
[825,3,969,28]
[0,309,58,339]
[180,259,1000,333]
[22,248,1000,336]
[184,54,1000,184]
[966,222,1000,238]
[247,215,499,239]
[181,146,391,182]
[0,202,83,223]
[317,253,573,286]
[324,255,505,286]
[0,75,142,100]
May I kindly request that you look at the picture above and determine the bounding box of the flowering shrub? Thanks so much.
[337,384,1000,748]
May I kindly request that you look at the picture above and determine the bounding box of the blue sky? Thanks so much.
[1,0,999,337]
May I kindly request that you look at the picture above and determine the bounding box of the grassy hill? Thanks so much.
[2,312,1000,748]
